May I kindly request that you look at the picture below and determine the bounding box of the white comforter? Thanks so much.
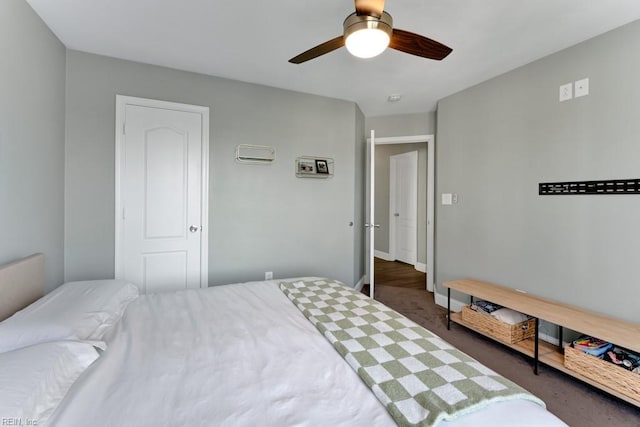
[49,279,566,426]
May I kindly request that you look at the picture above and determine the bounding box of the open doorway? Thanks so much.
[364,134,434,296]
[375,143,426,290]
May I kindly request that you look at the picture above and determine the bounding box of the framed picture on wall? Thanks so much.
[297,161,315,174]
[297,161,316,175]
[315,159,329,174]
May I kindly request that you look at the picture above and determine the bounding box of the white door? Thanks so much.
[366,130,377,298]
[115,96,209,293]
[390,151,418,265]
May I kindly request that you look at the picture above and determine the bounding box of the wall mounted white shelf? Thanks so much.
[295,156,334,178]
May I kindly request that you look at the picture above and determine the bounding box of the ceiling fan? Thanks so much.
[289,0,452,64]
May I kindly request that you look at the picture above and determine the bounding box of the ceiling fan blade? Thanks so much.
[389,28,452,60]
[288,36,345,64]
[355,0,385,17]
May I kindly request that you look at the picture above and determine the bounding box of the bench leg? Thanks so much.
[558,325,563,350]
[447,288,451,330]
[534,317,540,375]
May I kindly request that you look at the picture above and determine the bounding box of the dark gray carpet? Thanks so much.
[366,285,640,426]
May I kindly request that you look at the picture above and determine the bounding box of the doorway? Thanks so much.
[365,134,435,295]
[114,95,209,293]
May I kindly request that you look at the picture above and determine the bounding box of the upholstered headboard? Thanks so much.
[0,253,45,321]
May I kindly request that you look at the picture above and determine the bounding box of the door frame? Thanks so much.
[366,134,435,292]
[366,130,376,298]
[114,95,210,288]
[389,150,418,264]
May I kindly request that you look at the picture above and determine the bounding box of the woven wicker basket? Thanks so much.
[460,305,535,344]
[564,345,640,401]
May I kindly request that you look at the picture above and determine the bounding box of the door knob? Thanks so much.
[189,225,200,233]
[394,213,400,217]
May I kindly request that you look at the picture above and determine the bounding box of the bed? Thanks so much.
[0,254,566,426]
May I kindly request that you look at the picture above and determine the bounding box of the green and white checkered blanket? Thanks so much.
[280,279,545,426]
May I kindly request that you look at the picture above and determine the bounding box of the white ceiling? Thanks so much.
[26,0,640,116]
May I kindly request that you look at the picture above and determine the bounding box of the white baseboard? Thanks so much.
[354,276,365,291]
[434,292,466,312]
[374,250,394,261]
[415,262,427,273]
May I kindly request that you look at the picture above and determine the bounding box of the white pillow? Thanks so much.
[0,279,138,353]
[0,341,99,425]
[490,307,529,325]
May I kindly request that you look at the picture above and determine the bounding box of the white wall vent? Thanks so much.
[235,144,275,164]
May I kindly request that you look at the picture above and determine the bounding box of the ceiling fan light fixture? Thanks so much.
[345,29,390,58]
[343,12,393,59]
[288,3,452,65]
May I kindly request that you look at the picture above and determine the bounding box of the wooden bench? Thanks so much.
[442,278,640,407]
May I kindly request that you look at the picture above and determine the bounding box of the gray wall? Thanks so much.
[366,113,436,138]
[64,51,363,287]
[0,0,66,291]
[374,144,427,265]
[436,20,640,323]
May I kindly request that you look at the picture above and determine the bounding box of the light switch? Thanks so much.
[575,78,589,98]
[442,193,452,205]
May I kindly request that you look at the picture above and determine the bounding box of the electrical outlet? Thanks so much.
[559,83,573,102]
[575,78,589,98]
[265,271,273,280]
